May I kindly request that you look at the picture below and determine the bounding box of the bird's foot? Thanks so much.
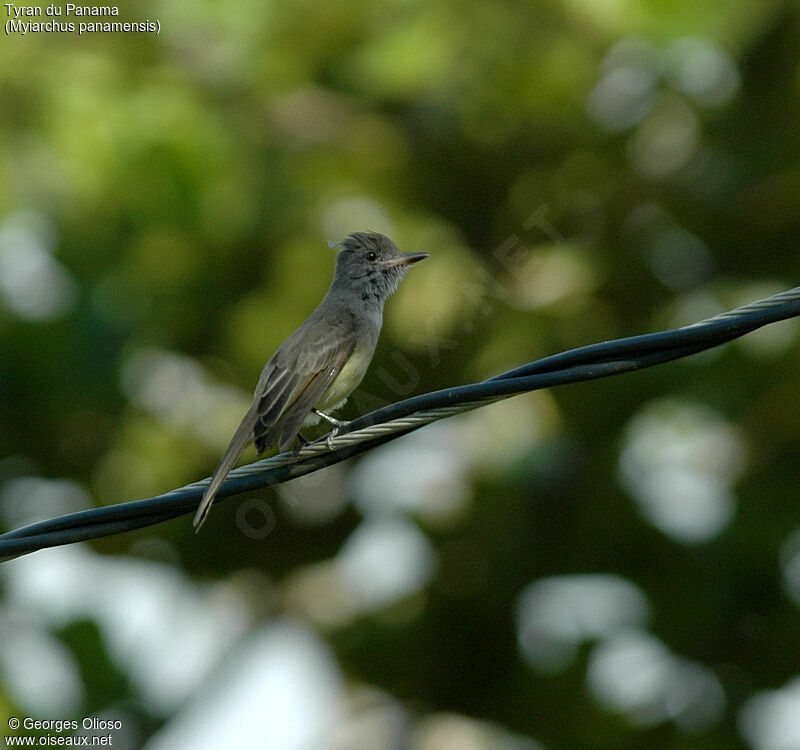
[293,432,311,454]
[325,427,339,450]
[312,408,348,429]
[310,409,349,450]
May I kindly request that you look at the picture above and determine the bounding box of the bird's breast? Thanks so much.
[315,337,377,413]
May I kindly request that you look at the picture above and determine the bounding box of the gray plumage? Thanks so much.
[193,231,428,531]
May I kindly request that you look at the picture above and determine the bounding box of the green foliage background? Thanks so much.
[2,0,800,748]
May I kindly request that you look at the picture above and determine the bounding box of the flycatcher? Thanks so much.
[193,231,429,531]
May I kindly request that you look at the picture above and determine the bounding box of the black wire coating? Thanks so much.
[2,287,799,560]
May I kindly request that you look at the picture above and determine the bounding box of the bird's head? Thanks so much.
[330,231,429,303]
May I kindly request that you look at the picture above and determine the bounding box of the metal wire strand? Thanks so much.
[2,285,800,560]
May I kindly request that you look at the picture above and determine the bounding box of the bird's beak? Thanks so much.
[382,252,430,267]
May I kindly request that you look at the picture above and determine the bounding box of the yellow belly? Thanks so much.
[310,343,374,418]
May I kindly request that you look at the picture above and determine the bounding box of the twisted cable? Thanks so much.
[2,285,800,560]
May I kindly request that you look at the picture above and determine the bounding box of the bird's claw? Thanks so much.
[310,408,347,450]
[325,427,339,450]
[292,433,311,454]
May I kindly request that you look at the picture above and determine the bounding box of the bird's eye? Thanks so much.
[366,252,377,261]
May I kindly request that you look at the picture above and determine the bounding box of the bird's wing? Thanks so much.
[254,338,355,452]
[253,363,308,427]
[269,356,351,452]
[193,314,356,532]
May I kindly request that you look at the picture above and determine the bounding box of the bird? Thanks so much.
[193,231,429,531]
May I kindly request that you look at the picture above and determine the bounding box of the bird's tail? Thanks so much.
[193,405,258,532]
